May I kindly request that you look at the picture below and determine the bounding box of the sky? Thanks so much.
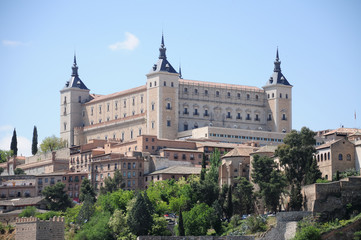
[0,0,360,156]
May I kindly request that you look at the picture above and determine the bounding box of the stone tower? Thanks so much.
[263,49,292,133]
[60,55,90,146]
[146,35,179,139]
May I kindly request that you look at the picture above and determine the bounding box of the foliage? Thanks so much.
[79,178,96,203]
[40,135,67,153]
[0,150,13,163]
[109,209,136,240]
[354,230,361,240]
[183,203,213,236]
[200,153,207,181]
[64,204,81,225]
[14,168,25,175]
[316,178,329,183]
[333,168,359,181]
[206,148,221,183]
[251,154,286,212]
[224,185,233,220]
[149,214,172,236]
[127,191,153,236]
[178,209,185,236]
[36,211,62,220]
[42,182,73,211]
[276,127,319,210]
[233,177,254,215]
[0,167,4,175]
[32,126,38,155]
[292,226,321,240]
[304,158,322,185]
[100,169,125,194]
[75,211,113,240]
[10,128,18,156]
[77,195,95,225]
[19,206,37,217]
[243,215,267,233]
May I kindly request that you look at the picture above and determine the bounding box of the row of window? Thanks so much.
[166,152,202,160]
[63,96,82,105]
[209,133,284,142]
[149,81,174,88]
[267,93,289,99]
[316,152,352,162]
[182,88,261,100]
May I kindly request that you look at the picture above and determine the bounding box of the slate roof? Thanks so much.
[63,55,89,90]
[148,35,178,74]
[265,49,291,86]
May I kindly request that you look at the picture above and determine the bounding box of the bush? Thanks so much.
[243,215,267,233]
[19,206,37,218]
[354,230,361,240]
[293,226,321,240]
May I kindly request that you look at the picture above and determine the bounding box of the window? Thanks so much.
[133,163,136,169]
[150,82,152,87]
[255,114,259,121]
[115,101,118,110]
[237,113,241,120]
[184,87,188,93]
[246,113,251,120]
[91,107,94,116]
[338,154,343,160]
[107,103,110,112]
[256,95,259,101]
[151,103,155,111]
[132,98,135,106]
[286,94,288,99]
[184,123,188,131]
[99,105,102,114]
[171,82,174,87]
[247,94,250,100]
[227,92,231,98]
[184,107,188,114]
[280,93,282,98]
[174,153,178,159]
[115,163,117,170]
[216,91,220,97]
[167,120,171,127]
[121,132,124,140]
[130,130,133,139]
[204,109,209,117]
[328,152,330,160]
[64,123,67,131]
[127,172,131,178]
[267,114,272,121]
[151,121,155,129]
[164,81,166,86]
[268,94,270,99]
[166,102,171,110]
[237,93,241,99]
[282,114,287,120]
[190,154,194,160]
[205,90,208,95]
[227,112,231,119]
[124,100,127,108]
[64,96,67,104]
[347,154,351,161]
[194,89,198,95]
[272,93,274,98]
[194,109,199,116]
[141,96,143,103]
[139,128,142,136]
[182,154,186,160]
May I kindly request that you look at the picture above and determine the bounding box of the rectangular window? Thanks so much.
[167,120,171,127]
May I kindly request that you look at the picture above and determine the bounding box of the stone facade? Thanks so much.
[15,216,64,240]
[60,37,292,147]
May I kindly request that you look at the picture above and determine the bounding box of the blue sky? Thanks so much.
[1,0,360,156]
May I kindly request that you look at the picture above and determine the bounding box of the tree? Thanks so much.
[304,158,322,185]
[42,182,72,211]
[275,127,318,210]
[0,167,4,175]
[200,153,207,181]
[233,177,254,215]
[40,135,67,153]
[183,203,213,236]
[224,185,233,220]
[77,194,95,225]
[14,168,25,175]
[100,169,125,194]
[10,128,17,156]
[32,126,38,155]
[178,209,185,236]
[251,154,287,213]
[109,209,135,239]
[127,192,153,236]
[0,150,12,163]
[19,206,37,217]
[79,178,96,203]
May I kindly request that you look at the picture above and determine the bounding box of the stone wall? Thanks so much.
[15,216,64,240]
[138,237,254,240]
[25,148,69,164]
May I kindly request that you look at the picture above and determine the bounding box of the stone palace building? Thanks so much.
[60,35,292,147]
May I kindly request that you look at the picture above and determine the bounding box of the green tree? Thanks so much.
[251,154,286,212]
[42,182,72,211]
[127,192,153,236]
[14,168,25,175]
[40,135,67,153]
[19,206,37,217]
[304,158,322,185]
[77,195,95,225]
[183,203,213,236]
[149,214,172,236]
[100,169,125,194]
[178,209,185,236]
[293,226,321,240]
[200,153,207,181]
[0,167,4,175]
[233,177,254,215]
[32,126,38,155]
[206,148,221,183]
[75,211,113,240]
[224,185,233,220]
[276,127,318,210]
[10,128,18,156]
[79,178,96,203]
[0,150,13,163]
[109,209,135,239]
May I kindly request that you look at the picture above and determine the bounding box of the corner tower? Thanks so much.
[146,35,179,139]
[263,49,292,133]
[60,55,90,146]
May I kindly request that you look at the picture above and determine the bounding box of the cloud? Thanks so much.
[0,126,32,156]
[109,32,139,51]
[2,40,28,47]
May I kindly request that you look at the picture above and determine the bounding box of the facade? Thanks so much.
[60,36,292,147]
[15,216,64,240]
[315,139,355,180]
[0,175,36,199]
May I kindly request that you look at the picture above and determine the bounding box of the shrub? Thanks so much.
[243,215,267,233]
[293,226,321,240]
[19,206,37,218]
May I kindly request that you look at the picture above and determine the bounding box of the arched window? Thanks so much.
[286,94,288,99]
[317,155,320,162]
[272,93,274,98]
[321,154,323,161]
[216,91,220,97]
[280,93,282,98]
[324,153,327,160]
[338,154,343,160]
[328,152,330,160]
[347,154,351,161]
[255,95,259,101]
[247,94,250,100]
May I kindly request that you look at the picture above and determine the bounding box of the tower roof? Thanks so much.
[64,54,89,90]
[149,34,178,74]
[265,48,291,86]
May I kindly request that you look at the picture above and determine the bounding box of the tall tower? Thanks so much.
[60,55,90,146]
[146,35,179,139]
[263,49,292,133]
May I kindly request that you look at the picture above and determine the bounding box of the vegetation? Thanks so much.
[10,128,18,156]
[333,168,359,181]
[100,169,125,194]
[79,178,96,203]
[19,206,38,218]
[40,135,67,152]
[14,168,25,175]
[32,125,38,155]
[0,150,12,163]
[42,182,73,211]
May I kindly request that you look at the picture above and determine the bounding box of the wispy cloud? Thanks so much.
[2,40,28,47]
[109,32,139,51]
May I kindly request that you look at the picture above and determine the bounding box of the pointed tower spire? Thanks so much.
[274,47,281,72]
[159,33,167,59]
[179,64,182,79]
[72,53,79,77]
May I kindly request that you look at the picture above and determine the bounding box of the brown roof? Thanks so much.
[0,196,45,206]
[147,166,202,175]
[179,79,263,92]
[251,145,278,154]
[316,139,341,150]
[222,146,256,158]
[86,85,146,105]
[323,128,359,136]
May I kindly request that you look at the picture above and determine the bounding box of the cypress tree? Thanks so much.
[32,126,38,155]
[178,209,185,236]
[200,153,207,181]
[10,128,18,156]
